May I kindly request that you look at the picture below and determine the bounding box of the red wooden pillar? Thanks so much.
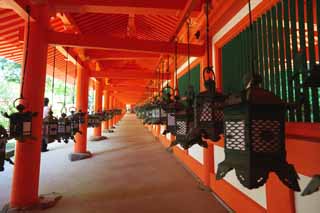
[203,143,214,187]
[266,173,295,213]
[102,89,109,132]
[93,80,102,137]
[108,95,114,129]
[10,5,49,208]
[74,65,90,154]
[112,97,116,127]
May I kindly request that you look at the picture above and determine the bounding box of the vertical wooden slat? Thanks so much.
[252,21,259,77]
[272,6,281,97]
[284,0,295,121]
[242,28,250,77]
[257,18,265,89]
[267,10,275,93]
[277,2,287,102]
[262,14,270,90]
[298,0,311,122]
[240,31,245,86]
[290,0,301,121]
[235,35,241,90]
[307,0,319,122]
[317,0,320,62]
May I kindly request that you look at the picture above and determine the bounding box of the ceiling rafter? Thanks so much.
[0,0,35,21]
[47,32,205,56]
[90,70,170,80]
[48,0,189,16]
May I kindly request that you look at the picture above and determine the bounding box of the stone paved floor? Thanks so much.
[0,114,228,213]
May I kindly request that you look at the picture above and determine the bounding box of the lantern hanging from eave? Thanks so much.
[2,100,37,141]
[194,67,226,142]
[143,103,153,125]
[0,125,9,172]
[58,113,72,143]
[42,109,59,143]
[102,110,109,121]
[216,84,300,191]
[87,113,94,128]
[94,112,103,126]
[88,112,101,128]
[68,108,85,139]
[151,102,167,125]
[162,89,184,136]
[169,85,197,149]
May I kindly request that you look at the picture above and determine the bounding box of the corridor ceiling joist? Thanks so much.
[0,0,208,103]
[47,32,205,56]
[49,0,196,16]
[90,71,170,80]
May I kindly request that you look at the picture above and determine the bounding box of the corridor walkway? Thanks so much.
[1,114,227,213]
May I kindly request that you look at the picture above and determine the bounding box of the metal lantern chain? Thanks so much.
[51,47,56,103]
[57,49,72,143]
[72,56,77,105]
[42,46,59,144]
[20,6,31,100]
[205,0,210,68]
[63,49,69,109]
[187,20,191,86]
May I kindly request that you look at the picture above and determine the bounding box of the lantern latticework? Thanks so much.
[2,103,37,141]
[68,110,85,138]
[57,113,72,143]
[169,86,199,149]
[142,103,153,125]
[216,86,300,191]
[162,95,184,136]
[88,112,102,128]
[42,110,59,143]
[194,67,226,142]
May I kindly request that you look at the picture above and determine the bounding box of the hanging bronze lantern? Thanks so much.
[58,112,72,143]
[87,113,95,128]
[2,100,37,141]
[194,67,225,142]
[94,111,103,126]
[216,83,300,191]
[0,125,9,172]
[143,103,153,125]
[150,97,162,125]
[169,85,197,149]
[101,110,109,121]
[88,113,97,128]
[162,89,184,136]
[68,108,84,138]
[88,112,102,128]
[107,110,114,120]
[42,109,59,143]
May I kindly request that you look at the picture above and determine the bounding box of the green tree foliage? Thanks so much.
[0,57,21,83]
[0,57,76,128]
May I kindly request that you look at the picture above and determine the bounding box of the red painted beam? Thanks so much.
[90,70,170,80]
[0,0,35,21]
[86,50,160,60]
[47,32,204,56]
[170,0,200,41]
[49,0,191,16]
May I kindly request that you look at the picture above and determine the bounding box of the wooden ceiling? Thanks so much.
[0,0,246,104]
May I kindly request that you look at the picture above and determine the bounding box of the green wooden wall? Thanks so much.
[222,0,320,123]
[178,64,200,96]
